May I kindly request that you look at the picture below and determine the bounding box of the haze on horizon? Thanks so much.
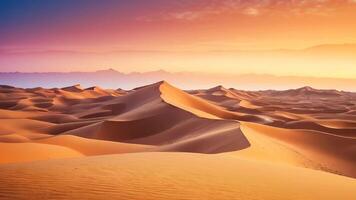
[1,0,356,79]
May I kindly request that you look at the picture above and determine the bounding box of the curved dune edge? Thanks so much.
[0,153,355,200]
[238,122,356,178]
[159,81,225,119]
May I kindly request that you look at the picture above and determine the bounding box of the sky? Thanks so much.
[0,0,356,78]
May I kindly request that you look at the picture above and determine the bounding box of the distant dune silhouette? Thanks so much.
[1,67,356,91]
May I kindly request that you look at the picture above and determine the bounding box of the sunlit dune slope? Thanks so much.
[0,153,355,200]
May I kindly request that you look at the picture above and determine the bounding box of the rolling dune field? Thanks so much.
[0,81,355,199]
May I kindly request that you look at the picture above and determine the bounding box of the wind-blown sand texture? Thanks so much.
[0,82,355,199]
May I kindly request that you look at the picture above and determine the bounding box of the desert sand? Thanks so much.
[0,81,355,199]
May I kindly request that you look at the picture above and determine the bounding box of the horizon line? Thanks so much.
[1,43,355,55]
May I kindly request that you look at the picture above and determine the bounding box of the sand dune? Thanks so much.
[61,81,250,153]
[0,153,355,200]
[0,81,355,199]
[0,81,252,157]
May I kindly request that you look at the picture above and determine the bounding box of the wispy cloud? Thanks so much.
[243,7,260,16]
[137,0,355,21]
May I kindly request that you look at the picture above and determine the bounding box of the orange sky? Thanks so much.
[0,0,356,78]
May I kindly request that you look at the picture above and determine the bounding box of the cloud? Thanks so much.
[137,0,355,22]
[243,8,260,16]
[170,11,201,20]
[167,10,221,21]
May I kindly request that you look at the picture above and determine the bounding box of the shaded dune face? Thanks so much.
[0,82,355,179]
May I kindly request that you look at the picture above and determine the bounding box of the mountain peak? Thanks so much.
[95,68,120,74]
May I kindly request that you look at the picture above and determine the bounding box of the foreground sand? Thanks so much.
[0,153,355,200]
[0,82,355,199]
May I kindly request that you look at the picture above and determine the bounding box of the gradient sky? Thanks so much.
[1,0,356,77]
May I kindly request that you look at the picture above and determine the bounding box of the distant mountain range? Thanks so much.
[1,68,356,91]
